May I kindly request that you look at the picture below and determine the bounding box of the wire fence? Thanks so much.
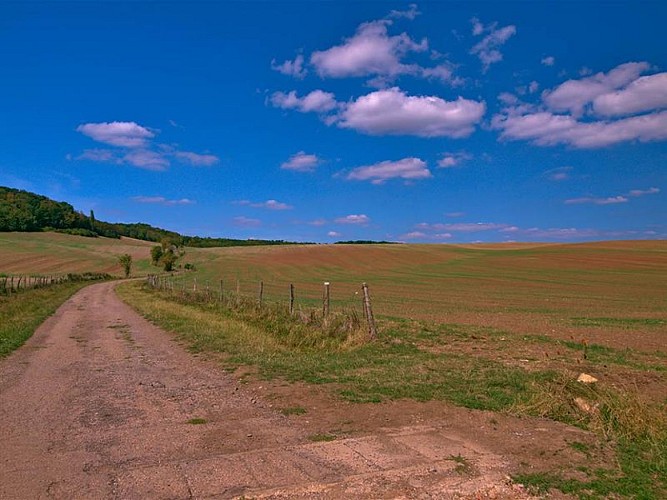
[0,272,112,296]
[146,274,378,339]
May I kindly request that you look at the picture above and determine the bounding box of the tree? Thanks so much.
[118,254,132,278]
[89,210,96,231]
[150,245,163,265]
[161,251,177,272]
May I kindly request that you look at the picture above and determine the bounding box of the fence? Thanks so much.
[146,274,378,339]
[0,273,112,296]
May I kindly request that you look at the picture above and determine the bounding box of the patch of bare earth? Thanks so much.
[1,282,605,499]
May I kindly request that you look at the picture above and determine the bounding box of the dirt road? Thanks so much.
[1,282,534,499]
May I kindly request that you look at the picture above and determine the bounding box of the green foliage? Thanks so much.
[1,186,301,248]
[150,245,163,265]
[118,254,132,278]
[161,251,177,272]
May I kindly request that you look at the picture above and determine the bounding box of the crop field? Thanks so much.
[0,232,153,275]
[176,240,667,353]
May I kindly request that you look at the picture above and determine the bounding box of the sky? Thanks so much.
[1,1,666,243]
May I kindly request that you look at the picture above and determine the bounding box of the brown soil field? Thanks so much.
[0,232,152,275]
[178,240,667,354]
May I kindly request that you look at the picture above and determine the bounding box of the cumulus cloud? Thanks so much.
[492,108,667,148]
[76,121,154,147]
[173,151,219,166]
[132,196,195,206]
[565,187,659,205]
[271,54,307,78]
[335,214,371,225]
[327,231,342,238]
[76,120,219,171]
[470,19,517,72]
[565,195,628,205]
[492,63,667,148]
[338,87,485,138]
[123,150,170,171]
[237,199,293,210]
[310,19,427,79]
[543,62,650,117]
[541,56,555,66]
[416,222,510,232]
[388,4,421,20]
[346,157,431,184]
[421,63,465,86]
[281,151,321,172]
[628,187,660,197]
[438,151,472,168]
[593,72,667,117]
[544,166,573,181]
[270,89,338,113]
[233,216,261,227]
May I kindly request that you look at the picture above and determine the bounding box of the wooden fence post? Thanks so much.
[289,283,295,315]
[361,282,377,340]
[258,280,264,308]
[323,282,330,317]
[219,279,224,303]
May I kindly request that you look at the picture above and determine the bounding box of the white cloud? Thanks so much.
[338,87,485,138]
[123,150,170,171]
[270,89,338,113]
[541,56,555,66]
[528,81,539,94]
[388,4,420,20]
[271,54,307,79]
[565,195,628,205]
[544,166,573,181]
[346,157,431,184]
[76,149,118,163]
[233,216,261,227]
[543,62,650,116]
[132,196,195,206]
[593,72,667,117]
[76,121,155,147]
[470,17,484,36]
[628,187,660,197]
[238,199,293,210]
[565,187,659,205]
[327,231,342,238]
[311,20,427,79]
[416,222,510,232]
[438,151,472,168]
[173,151,219,166]
[421,63,465,86]
[492,109,667,148]
[335,214,370,225]
[281,151,321,172]
[470,20,517,72]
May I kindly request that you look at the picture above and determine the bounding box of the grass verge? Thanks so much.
[118,281,667,499]
[0,280,106,357]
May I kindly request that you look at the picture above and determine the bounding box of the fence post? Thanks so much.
[289,283,295,315]
[219,279,224,303]
[258,281,264,308]
[322,282,330,317]
[193,278,197,293]
[361,282,377,340]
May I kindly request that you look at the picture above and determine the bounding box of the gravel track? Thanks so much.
[1,281,531,499]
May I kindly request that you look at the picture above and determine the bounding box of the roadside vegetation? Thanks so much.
[0,275,112,357]
[119,280,666,499]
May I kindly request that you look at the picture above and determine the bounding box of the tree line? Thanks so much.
[0,186,294,248]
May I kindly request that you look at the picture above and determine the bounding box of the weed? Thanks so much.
[280,406,307,416]
[447,454,474,475]
[187,418,208,425]
[308,433,336,442]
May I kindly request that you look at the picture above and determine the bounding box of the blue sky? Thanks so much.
[1,1,665,243]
